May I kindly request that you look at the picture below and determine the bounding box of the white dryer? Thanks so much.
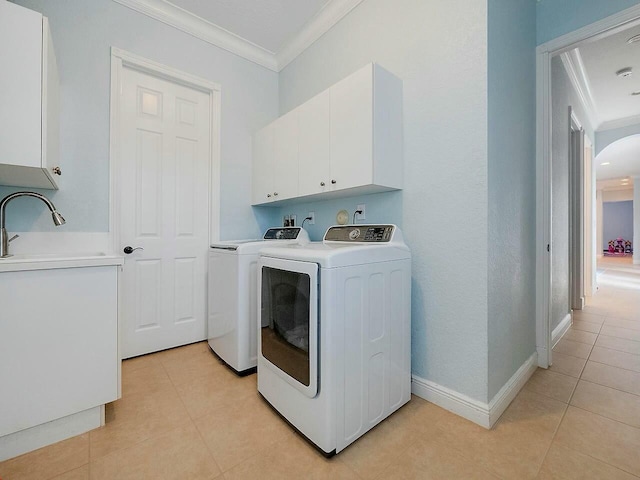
[257,224,411,455]
[208,227,309,375]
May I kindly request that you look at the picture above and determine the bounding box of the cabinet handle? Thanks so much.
[331,179,337,184]
[267,194,272,198]
[52,166,62,176]
[320,182,325,187]
[274,192,279,196]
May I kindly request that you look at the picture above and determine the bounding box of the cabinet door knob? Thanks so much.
[267,194,272,198]
[274,192,279,196]
[52,166,62,176]
[331,179,337,184]
[320,181,325,187]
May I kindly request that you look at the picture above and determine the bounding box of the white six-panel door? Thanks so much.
[119,66,211,358]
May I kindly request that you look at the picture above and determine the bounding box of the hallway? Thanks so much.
[531,254,640,477]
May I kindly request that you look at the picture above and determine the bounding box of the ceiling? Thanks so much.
[565,23,640,186]
[112,0,363,71]
[577,24,640,127]
[168,0,330,53]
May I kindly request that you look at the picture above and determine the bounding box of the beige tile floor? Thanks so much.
[2,257,640,479]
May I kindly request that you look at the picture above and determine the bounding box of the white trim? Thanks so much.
[598,114,640,132]
[552,313,572,347]
[276,0,365,70]
[536,49,552,369]
[536,4,640,374]
[110,0,364,72]
[560,49,599,129]
[411,353,538,429]
[487,352,539,427]
[111,0,277,71]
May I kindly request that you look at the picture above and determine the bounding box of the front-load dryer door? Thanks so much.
[258,257,318,398]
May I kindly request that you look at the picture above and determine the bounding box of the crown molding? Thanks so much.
[560,49,600,130]
[598,113,640,132]
[111,0,364,72]
[111,0,278,71]
[275,0,365,70]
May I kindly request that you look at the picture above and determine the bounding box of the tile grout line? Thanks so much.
[158,345,226,477]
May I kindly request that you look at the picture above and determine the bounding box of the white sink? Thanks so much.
[0,252,123,272]
[3,252,108,261]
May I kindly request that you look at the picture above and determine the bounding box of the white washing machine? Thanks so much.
[257,224,411,455]
[208,227,309,375]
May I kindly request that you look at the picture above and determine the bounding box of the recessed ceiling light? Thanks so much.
[628,33,640,44]
[601,162,611,165]
[617,67,633,77]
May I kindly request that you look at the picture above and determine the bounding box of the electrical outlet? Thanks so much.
[308,212,315,225]
[356,204,366,221]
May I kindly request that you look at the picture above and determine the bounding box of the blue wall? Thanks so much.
[603,201,634,248]
[487,0,537,401]
[272,191,402,241]
[537,0,640,45]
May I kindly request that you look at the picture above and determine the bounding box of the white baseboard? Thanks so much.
[411,352,538,429]
[0,406,102,462]
[552,313,572,347]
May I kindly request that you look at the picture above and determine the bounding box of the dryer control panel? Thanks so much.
[324,225,395,243]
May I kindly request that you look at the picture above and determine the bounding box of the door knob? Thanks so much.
[124,246,144,254]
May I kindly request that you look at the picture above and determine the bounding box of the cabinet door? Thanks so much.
[0,2,43,168]
[330,64,373,190]
[298,90,331,197]
[252,124,275,204]
[273,110,299,201]
[0,267,118,437]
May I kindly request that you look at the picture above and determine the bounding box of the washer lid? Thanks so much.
[210,227,310,254]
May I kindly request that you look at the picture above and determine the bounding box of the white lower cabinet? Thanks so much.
[0,265,119,454]
[252,63,403,206]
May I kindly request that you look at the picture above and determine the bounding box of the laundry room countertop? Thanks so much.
[0,252,124,272]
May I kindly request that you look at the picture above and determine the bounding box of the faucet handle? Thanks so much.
[8,234,19,243]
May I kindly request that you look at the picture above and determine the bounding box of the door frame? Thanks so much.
[568,108,585,311]
[535,5,640,368]
[109,48,221,364]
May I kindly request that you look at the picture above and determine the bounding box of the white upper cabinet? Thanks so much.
[252,124,275,204]
[252,63,402,206]
[252,109,300,204]
[329,65,373,190]
[0,1,60,189]
[298,90,331,196]
[273,109,299,201]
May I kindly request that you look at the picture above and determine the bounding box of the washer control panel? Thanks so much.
[324,225,394,243]
[263,227,303,240]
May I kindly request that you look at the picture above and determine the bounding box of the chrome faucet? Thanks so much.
[0,192,66,258]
